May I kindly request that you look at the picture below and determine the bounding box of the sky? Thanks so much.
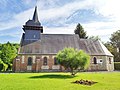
[0,0,120,43]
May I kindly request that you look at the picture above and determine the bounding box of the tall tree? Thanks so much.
[110,30,120,52]
[0,42,17,71]
[56,48,90,76]
[105,30,120,62]
[110,30,120,62]
[74,23,88,39]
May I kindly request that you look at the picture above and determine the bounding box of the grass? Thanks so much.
[0,72,120,90]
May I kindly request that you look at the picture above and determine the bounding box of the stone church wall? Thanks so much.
[13,54,114,72]
[89,55,114,71]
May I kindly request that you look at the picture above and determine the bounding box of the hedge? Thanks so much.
[114,62,120,70]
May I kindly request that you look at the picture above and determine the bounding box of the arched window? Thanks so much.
[93,57,97,64]
[109,58,111,64]
[28,57,32,66]
[54,57,58,65]
[43,57,47,65]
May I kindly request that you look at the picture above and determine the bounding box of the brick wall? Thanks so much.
[13,54,62,72]
[13,54,114,72]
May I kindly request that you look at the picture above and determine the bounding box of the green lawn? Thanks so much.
[0,72,120,90]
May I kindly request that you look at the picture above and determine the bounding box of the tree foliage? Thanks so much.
[104,30,120,62]
[104,42,115,53]
[74,23,88,39]
[110,30,120,51]
[56,48,90,76]
[0,59,8,71]
[0,42,19,71]
[89,35,101,41]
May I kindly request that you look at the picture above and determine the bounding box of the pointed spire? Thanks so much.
[32,6,39,22]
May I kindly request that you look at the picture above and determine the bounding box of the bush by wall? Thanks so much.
[114,62,120,70]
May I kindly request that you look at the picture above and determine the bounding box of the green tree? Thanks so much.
[56,48,90,76]
[0,59,8,71]
[0,58,3,71]
[13,43,20,51]
[74,23,88,39]
[104,30,120,62]
[0,42,17,71]
[104,42,114,53]
[89,35,101,41]
[110,30,120,51]
[110,30,120,62]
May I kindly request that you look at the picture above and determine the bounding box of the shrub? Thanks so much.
[114,62,120,70]
[56,48,90,76]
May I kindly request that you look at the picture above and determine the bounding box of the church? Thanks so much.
[13,7,114,72]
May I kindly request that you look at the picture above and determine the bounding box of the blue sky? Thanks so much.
[0,0,120,43]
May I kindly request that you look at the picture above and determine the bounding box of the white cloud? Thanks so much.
[44,24,76,34]
[0,8,33,31]
[39,0,95,21]
[82,21,119,42]
[0,0,94,30]
[93,0,120,18]
[1,0,120,42]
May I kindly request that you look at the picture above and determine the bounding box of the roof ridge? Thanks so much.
[98,40,113,56]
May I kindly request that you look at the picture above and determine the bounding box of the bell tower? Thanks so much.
[23,6,43,40]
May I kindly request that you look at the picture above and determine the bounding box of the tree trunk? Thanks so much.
[71,68,75,76]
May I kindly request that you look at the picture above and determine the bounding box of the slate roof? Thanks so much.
[19,34,113,56]
[25,6,41,27]
[32,6,39,23]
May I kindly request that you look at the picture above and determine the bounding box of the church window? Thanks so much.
[93,57,97,64]
[54,57,59,65]
[100,60,102,62]
[28,57,32,66]
[109,58,111,64]
[43,57,47,65]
